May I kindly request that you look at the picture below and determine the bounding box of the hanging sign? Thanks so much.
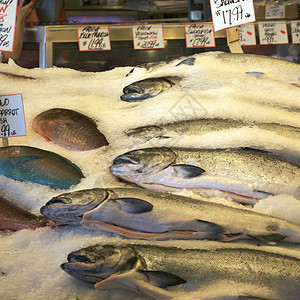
[132,24,165,50]
[77,26,111,51]
[258,21,288,45]
[185,23,215,48]
[291,20,300,44]
[0,0,18,52]
[265,5,285,19]
[239,23,256,45]
[209,0,255,32]
[0,94,26,138]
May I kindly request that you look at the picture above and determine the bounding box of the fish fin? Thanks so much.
[247,233,286,245]
[173,164,205,178]
[245,72,267,78]
[196,220,225,234]
[141,271,186,288]
[176,57,196,66]
[114,198,153,214]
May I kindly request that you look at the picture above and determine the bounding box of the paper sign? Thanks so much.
[0,0,18,52]
[209,0,255,32]
[132,25,165,50]
[291,20,300,44]
[265,5,285,19]
[77,26,111,51]
[239,23,256,45]
[185,23,215,48]
[0,94,26,138]
[258,21,288,45]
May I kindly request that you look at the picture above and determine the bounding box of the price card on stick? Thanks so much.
[291,21,300,44]
[258,21,288,45]
[0,0,18,52]
[209,0,255,32]
[132,25,165,50]
[0,94,26,146]
[77,26,111,51]
[185,23,215,48]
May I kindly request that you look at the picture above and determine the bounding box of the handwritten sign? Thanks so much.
[291,20,300,44]
[239,23,256,45]
[0,94,26,138]
[258,21,288,45]
[185,23,215,48]
[0,0,18,52]
[209,0,255,32]
[132,25,164,50]
[265,5,285,19]
[77,26,111,51]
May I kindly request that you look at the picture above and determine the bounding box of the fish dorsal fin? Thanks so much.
[114,198,153,214]
[173,164,205,178]
[245,71,267,78]
[176,57,196,66]
[95,260,182,299]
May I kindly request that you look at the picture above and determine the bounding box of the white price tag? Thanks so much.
[0,0,18,52]
[132,25,165,50]
[77,26,111,51]
[239,23,256,45]
[185,23,215,48]
[0,94,26,138]
[258,21,288,45]
[209,0,255,32]
[291,20,300,44]
[265,5,285,19]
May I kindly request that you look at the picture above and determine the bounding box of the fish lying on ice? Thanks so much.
[41,188,300,244]
[110,147,300,204]
[0,146,84,189]
[120,76,181,102]
[32,108,109,151]
[61,242,300,299]
[0,195,56,231]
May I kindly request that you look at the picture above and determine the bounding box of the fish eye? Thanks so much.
[85,246,95,252]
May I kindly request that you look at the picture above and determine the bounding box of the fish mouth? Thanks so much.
[120,93,151,102]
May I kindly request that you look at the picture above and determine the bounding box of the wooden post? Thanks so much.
[2,138,8,147]
[226,26,244,54]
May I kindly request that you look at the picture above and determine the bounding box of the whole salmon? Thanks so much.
[33,108,108,151]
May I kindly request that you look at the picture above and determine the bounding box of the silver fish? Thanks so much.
[110,148,300,204]
[41,187,300,244]
[61,242,300,299]
[120,76,181,102]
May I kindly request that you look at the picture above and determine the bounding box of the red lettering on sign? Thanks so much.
[0,13,7,22]
[246,31,252,35]
[0,5,8,14]
[280,30,286,34]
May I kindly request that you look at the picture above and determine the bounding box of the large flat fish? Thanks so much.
[0,146,84,189]
[0,195,55,231]
[32,108,108,151]
[41,187,300,244]
[61,241,300,299]
[110,147,300,204]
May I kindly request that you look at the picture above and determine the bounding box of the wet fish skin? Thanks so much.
[62,242,300,299]
[110,147,300,203]
[120,77,180,102]
[41,188,300,244]
[32,108,108,151]
[40,188,109,225]
[0,146,84,190]
[0,195,55,231]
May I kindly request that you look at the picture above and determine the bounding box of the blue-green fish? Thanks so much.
[0,146,84,189]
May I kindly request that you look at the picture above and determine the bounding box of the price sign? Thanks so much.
[132,25,165,50]
[77,26,111,51]
[209,0,255,32]
[185,23,215,48]
[265,5,285,19]
[239,23,256,45]
[258,21,288,45]
[291,21,300,44]
[0,94,26,138]
[0,0,18,52]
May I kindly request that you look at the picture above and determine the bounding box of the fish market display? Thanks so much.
[0,51,299,300]
[0,195,55,231]
[33,108,109,151]
[61,241,300,300]
[110,147,300,204]
[41,188,300,244]
[0,146,84,189]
